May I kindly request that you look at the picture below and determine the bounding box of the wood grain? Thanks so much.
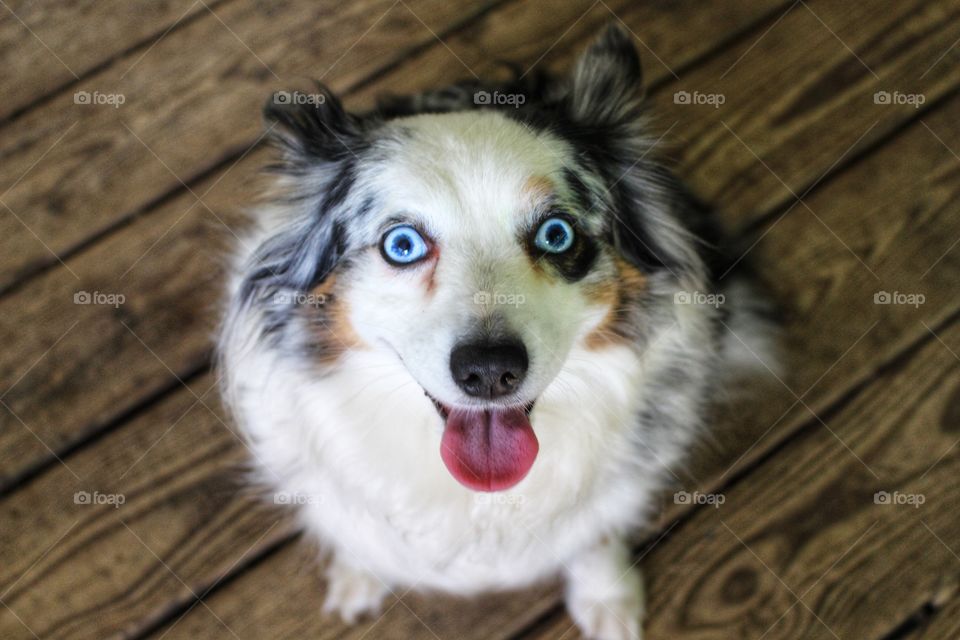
[0,0,500,292]
[0,146,262,490]
[0,0,223,122]
[149,541,563,640]
[651,0,960,230]
[361,0,792,106]
[0,372,296,640]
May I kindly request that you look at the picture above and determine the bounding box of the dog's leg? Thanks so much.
[563,536,644,640]
[322,555,391,623]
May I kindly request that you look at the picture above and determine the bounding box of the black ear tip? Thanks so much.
[599,22,632,47]
[594,21,640,69]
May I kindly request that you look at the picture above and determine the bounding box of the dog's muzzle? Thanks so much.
[449,338,528,399]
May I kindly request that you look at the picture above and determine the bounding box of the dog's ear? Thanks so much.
[564,27,702,279]
[567,24,644,127]
[239,84,363,309]
[262,83,363,171]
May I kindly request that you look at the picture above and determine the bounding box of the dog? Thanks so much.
[219,24,775,640]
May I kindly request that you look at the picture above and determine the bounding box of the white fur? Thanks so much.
[219,109,747,640]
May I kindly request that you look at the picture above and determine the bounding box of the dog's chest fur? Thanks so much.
[229,321,679,592]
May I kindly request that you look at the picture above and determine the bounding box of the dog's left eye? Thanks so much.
[534,217,575,254]
[381,225,429,265]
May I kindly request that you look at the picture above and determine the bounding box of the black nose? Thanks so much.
[450,340,529,399]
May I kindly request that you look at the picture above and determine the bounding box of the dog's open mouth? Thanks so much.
[426,393,538,492]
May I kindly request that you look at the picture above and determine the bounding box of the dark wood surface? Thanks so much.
[2,1,959,638]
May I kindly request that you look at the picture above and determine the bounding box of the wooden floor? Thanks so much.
[2,0,960,638]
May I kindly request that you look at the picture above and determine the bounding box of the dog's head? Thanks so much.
[237,26,708,492]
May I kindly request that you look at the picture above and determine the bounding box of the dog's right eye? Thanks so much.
[380,225,430,266]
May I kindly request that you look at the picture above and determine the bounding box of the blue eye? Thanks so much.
[381,225,429,265]
[534,217,575,253]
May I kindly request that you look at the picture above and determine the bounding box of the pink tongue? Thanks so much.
[440,406,539,492]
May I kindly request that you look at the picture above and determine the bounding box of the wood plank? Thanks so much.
[0,0,499,292]
[150,541,562,640]
[0,0,221,122]
[654,0,960,230]
[140,85,960,640]
[0,0,789,496]
[361,0,791,103]
[0,145,261,489]
[0,372,295,640]
[528,316,960,639]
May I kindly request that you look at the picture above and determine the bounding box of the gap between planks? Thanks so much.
[0,0,237,131]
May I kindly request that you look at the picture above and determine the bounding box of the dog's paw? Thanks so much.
[566,585,644,640]
[322,558,390,624]
[564,539,645,640]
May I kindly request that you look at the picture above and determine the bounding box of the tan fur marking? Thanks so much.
[584,258,647,350]
[522,175,554,205]
[309,275,367,363]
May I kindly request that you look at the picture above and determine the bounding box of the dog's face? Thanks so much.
[239,26,704,492]
[345,112,611,411]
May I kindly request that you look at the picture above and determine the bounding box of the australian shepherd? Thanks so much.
[219,24,775,640]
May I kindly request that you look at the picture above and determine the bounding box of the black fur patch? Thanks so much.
[524,213,598,282]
